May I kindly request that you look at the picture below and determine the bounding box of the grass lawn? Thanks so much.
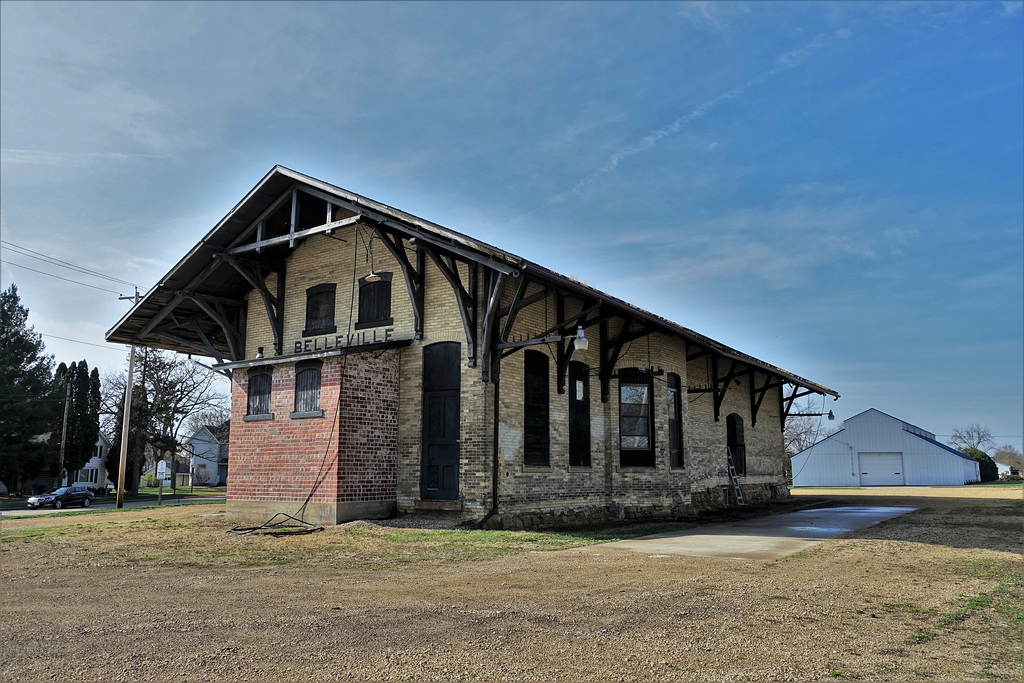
[2,487,1020,681]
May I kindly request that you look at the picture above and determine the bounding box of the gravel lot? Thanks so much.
[2,485,1021,682]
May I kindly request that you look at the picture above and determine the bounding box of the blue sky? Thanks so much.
[2,1,1021,451]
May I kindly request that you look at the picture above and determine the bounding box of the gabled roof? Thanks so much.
[794,407,973,461]
[106,166,837,397]
[845,407,934,437]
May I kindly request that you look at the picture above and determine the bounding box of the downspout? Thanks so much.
[477,373,500,529]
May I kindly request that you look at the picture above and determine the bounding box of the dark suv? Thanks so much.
[27,484,95,509]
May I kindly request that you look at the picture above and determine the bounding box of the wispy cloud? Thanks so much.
[1,149,167,166]
[552,29,853,203]
[675,1,737,31]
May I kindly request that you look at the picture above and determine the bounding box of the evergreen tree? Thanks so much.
[62,359,101,477]
[962,447,999,483]
[0,285,60,491]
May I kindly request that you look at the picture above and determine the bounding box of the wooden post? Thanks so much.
[57,377,71,487]
[115,344,136,508]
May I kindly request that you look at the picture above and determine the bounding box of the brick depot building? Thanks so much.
[107,166,838,528]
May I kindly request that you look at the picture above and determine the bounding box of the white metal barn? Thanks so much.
[792,408,980,487]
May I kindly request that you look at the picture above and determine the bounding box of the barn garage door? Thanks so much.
[858,453,905,486]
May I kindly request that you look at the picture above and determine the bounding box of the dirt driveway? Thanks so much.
[2,486,1021,682]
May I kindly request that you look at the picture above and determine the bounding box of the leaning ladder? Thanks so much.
[725,447,746,506]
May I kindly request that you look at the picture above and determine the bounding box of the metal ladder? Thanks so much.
[725,447,746,506]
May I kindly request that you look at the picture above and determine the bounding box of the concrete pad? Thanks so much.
[603,506,916,560]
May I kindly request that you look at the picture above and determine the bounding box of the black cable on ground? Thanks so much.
[228,513,324,536]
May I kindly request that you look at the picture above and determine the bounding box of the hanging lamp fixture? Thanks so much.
[364,228,382,283]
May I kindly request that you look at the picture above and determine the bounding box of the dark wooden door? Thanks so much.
[421,343,461,500]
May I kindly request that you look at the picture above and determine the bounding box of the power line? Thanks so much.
[41,333,122,350]
[2,260,125,295]
[1,240,141,288]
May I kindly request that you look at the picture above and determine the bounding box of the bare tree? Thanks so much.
[993,444,1024,470]
[947,423,994,453]
[183,405,232,437]
[784,398,839,456]
[100,349,228,490]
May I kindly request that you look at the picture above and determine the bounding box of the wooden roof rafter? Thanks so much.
[213,254,284,356]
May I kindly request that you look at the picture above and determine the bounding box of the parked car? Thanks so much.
[27,484,95,509]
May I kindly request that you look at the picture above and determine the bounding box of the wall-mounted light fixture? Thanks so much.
[566,325,588,352]
[790,409,835,420]
[256,347,264,359]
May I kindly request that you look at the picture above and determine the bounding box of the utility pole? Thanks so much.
[115,288,141,508]
[57,375,71,487]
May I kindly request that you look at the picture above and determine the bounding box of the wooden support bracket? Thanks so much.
[425,248,478,366]
[375,228,425,339]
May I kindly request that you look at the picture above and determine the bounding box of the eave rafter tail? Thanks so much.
[214,254,284,356]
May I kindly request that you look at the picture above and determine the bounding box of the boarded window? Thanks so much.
[303,283,337,336]
[294,360,323,414]
[355,272,393,329]
[668,372,684,468]
[568,361,591,467]
[619,368,655,467]
[523,350,550,467]
[727,413,746,475]
[247,367,272,416]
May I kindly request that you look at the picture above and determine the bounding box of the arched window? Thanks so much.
[292,360,323,417]
[523,350,550,467]
[246,367,273,419]
[568,361,590,467]
[726,413,746,475]
[668,373,684,468]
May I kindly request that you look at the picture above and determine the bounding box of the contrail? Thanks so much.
[554,29,852,202]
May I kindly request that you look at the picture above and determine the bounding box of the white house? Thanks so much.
[66,433,113,489]
[792,408,980,487]
[185,423,229,486]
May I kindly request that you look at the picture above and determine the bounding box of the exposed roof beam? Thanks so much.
[226,216,361,255]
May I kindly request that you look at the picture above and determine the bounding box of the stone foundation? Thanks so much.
[475,481,790,531]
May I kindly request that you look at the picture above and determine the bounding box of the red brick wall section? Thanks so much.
[335,352,400,503]
[227,352,400,507]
